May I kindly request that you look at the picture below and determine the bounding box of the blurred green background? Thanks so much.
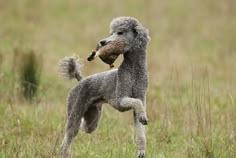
[0,0,235,157]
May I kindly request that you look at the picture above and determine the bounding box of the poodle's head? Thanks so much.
[99,17,150,53]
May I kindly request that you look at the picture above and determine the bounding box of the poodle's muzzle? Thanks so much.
[99,35,114,47]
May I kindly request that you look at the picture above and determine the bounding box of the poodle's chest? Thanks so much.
[132,76,148,95]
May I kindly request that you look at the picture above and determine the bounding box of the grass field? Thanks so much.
[0,0,236,157]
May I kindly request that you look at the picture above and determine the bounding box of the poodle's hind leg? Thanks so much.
[134,112,146,158]
[61,105,83,158]
[81,103,103,133]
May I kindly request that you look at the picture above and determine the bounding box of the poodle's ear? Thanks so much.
[133,25,150,49]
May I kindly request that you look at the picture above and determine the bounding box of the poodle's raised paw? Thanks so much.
[139,112,148,125]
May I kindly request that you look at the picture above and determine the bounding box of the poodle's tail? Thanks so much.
[58,55,83,81]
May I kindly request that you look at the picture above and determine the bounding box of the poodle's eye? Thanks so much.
[117,31,123,35]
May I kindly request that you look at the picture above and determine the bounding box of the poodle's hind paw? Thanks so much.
[139,112,148,125]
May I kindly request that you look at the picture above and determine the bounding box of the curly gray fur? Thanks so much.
[60,17,150,158]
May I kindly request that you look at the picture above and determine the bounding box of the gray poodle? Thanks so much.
[59,17,150,158]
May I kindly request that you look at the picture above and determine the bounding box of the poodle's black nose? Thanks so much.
[100,40,107,46]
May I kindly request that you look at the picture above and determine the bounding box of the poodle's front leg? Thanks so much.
[119,97,148,125]
[117,97,147,157]
[134,112,146,158]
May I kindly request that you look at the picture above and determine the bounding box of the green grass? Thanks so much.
[0,0,236,157]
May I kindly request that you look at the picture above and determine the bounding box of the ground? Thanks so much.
[0,0,236,157]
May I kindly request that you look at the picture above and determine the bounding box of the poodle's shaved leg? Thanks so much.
[61,109,82,158]
[80,104,102,133]
[119,97,148,125]
[134,112,146,158]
